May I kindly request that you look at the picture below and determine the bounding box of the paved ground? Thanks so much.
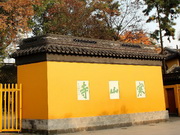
[0,117,180,135]
[65,117,180,135]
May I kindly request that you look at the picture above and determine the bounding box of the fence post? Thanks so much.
[19,84,22,131]
[0,84,2,132]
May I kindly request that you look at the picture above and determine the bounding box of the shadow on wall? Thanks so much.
[121,105,128,114]
[55,105,132,131]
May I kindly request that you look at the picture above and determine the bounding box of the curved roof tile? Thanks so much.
[12,34,163,61]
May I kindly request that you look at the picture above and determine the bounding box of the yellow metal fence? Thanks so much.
[0,84,22,132]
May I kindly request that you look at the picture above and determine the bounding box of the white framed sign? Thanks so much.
[136,81,146,98]
[77,81,90,100]
[109,81,120,99]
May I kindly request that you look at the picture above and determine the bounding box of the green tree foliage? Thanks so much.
[0,0,149,63]
[143,0,180,52]
[30,0,145,41]
[29,0,120,40]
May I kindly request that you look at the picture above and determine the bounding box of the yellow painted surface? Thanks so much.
[47,62,166,119]
[164,85,180,116]
[18,62,48,119]
[166,59,179,69]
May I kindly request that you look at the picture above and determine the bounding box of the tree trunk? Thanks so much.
[156,5,166,74]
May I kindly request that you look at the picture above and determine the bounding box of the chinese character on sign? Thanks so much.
[80,82,88,99]
[109,81,120,99]
[136,81,146,98]
[77,81,89,100]
[110,87,119,94]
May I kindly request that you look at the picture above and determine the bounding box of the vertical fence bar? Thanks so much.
[8,84,10,129]
[11,84,14,130]
[4,84,6,130]
[0,84,2,132]
[15,84,18,130]
[19,84,22,131]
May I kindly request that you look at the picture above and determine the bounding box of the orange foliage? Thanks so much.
[119,31,153,45]
[33,0,120,40]
[0,0,40,46]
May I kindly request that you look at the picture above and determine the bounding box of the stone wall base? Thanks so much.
[22,111,169,135]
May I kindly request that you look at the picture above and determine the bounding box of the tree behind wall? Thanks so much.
[30,0,120,40]
[30,0,145,41]
[119,31,155,45]
[143,0,180,53]
[111,0,145,40]
[0,0,152,56]
[0,0,40,62]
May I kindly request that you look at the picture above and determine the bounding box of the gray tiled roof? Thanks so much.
[163,73,180,85]
[164,47,180,60]
[12,34,163,60]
